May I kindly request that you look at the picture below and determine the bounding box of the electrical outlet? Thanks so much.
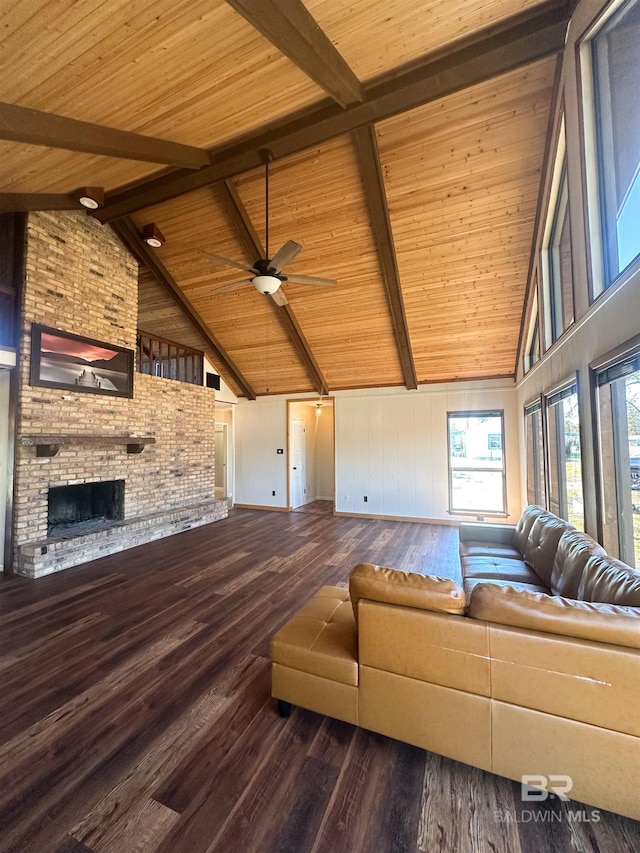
[364,496,368,502]
[272,490,276,496]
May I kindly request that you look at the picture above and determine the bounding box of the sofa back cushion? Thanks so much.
[468,583,640,650]
[578,554,640,605]
[349,563,466,625]
[523,512,573,585]
[550,530,606,598]
[512,505,546,553]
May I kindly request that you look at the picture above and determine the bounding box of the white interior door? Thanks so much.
[291,418,306,508]
[214,424,227,497]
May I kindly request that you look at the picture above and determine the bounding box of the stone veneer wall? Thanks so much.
[13,210,227,578]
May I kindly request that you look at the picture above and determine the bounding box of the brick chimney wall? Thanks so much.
[13,211,226,578]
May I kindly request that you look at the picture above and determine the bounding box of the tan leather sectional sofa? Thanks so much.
[271,506,640,820]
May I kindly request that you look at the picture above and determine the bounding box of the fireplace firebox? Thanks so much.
[47,480,125,536]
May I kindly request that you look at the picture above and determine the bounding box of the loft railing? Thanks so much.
[136,330,204,386]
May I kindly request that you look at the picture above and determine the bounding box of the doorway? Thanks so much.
[214,423,228,498]
[290,417,306,508]
[288,398,335,511]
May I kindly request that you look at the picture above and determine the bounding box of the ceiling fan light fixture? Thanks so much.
[252,274,281,295]
[142,223,166,248]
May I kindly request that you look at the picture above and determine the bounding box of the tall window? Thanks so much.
[523,286,540,373]
[447,411,506,514]
[595,347,640,567]
[542,121,574,345]
[545,383,584,530]
[585,0,640,289]
[524,399,546,506]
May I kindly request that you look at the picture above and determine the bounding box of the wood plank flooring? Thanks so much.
[0,504,638,853]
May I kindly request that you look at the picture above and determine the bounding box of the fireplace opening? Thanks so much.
[47,480,125,537]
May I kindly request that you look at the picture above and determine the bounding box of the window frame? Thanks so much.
[580,0,640,298]
[592,336,640,566]
[544,378,585,530]
[540,116,575,349]
[446,409,507,516]
[524,397,547,507]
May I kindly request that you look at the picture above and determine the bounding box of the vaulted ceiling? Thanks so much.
[0,0,573,398]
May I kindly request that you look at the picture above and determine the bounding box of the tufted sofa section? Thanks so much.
[270,506,640,820]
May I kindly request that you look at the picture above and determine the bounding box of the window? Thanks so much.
[545,383,584,530]
[595,347,640,567]
[523,286,540,373]
[524,399,546,506]
[447,411,506,514]
[584,0,640,289]
[541,120,574,345]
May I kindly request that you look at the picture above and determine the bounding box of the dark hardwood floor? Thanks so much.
[0,505,638,853]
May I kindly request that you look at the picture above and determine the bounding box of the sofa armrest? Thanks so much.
[349,563,465,625]
[458,522,516,546]
[468,583,640,649]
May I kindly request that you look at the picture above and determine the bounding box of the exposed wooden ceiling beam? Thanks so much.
[0,102,212,168]
[225,0,363,109]
[353,126,417,390]
[275,301,330,396]
[111,217,256,399]
[0,192,77,212]
[95,0,571,223]
[216,181,265,260]
[216,180,330,395]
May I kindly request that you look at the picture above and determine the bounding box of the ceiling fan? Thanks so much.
[202,150,337,301]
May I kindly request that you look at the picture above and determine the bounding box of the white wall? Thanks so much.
[235,397,289,508]
[235,382,520,521]
[334,381,520,522]
[315,405,335,500]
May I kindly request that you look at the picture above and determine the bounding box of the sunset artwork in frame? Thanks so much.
[29,324,134,398]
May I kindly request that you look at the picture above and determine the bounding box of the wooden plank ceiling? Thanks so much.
[0,0,570,397]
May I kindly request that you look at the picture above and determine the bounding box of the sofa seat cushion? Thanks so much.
[349,563,466,624]
[461,556,541,584]
[464,577,550,599]
[468,583,640,649]
[271,586,358,686]
[459,542,523,561]
[578,555,640,606]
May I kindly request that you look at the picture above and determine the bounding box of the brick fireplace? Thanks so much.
[13,211,228,578]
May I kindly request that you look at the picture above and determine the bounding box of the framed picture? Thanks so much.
[30,324,134,398]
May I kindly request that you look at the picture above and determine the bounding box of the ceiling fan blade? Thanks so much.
[201,251,258,274]
[211,279,252,294]
[270,289,289,306]
[284,274,337,288]
[270,240,302,273]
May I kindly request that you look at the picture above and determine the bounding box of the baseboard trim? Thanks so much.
[233,503,289,512]
[333,510,460,526]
